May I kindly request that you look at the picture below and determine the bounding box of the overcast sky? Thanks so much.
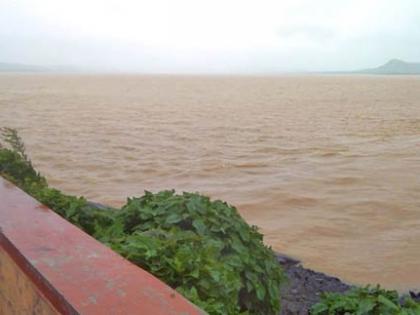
[1,0,420,73]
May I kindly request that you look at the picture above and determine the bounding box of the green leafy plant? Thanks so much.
[0,128,284,315]
[97,191,284,314]
[0,127,46,188]
[311,285,420,315]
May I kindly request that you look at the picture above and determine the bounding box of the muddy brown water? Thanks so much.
[1,74,419,291]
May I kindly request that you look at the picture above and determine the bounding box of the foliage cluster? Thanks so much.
[311,286,420,315]
[0,127,283,315]
[97,191,283,314]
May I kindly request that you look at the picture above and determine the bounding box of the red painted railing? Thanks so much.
[0,177,205,314]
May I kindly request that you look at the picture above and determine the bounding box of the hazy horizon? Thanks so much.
[1,0,420,74]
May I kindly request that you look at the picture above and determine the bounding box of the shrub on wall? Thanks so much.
[98,191,284,314]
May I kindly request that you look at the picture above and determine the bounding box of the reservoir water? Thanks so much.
[1,74,419,290]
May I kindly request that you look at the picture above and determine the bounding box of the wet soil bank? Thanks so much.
[276,253,420,315]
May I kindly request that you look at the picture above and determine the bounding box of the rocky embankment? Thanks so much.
[277,254,350,315]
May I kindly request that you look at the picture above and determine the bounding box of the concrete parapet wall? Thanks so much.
[0,177,204,315]
[0,247,59,314]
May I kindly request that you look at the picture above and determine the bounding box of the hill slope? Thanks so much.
[359,59,420,74]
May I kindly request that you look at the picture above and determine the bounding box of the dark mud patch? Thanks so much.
[277,253,351,315]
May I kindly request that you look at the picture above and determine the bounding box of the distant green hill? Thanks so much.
[0,62,49,72]
[0,62,84,73]
[358,59,420,74]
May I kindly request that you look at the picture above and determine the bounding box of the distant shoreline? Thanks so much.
[2,59,420,75]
